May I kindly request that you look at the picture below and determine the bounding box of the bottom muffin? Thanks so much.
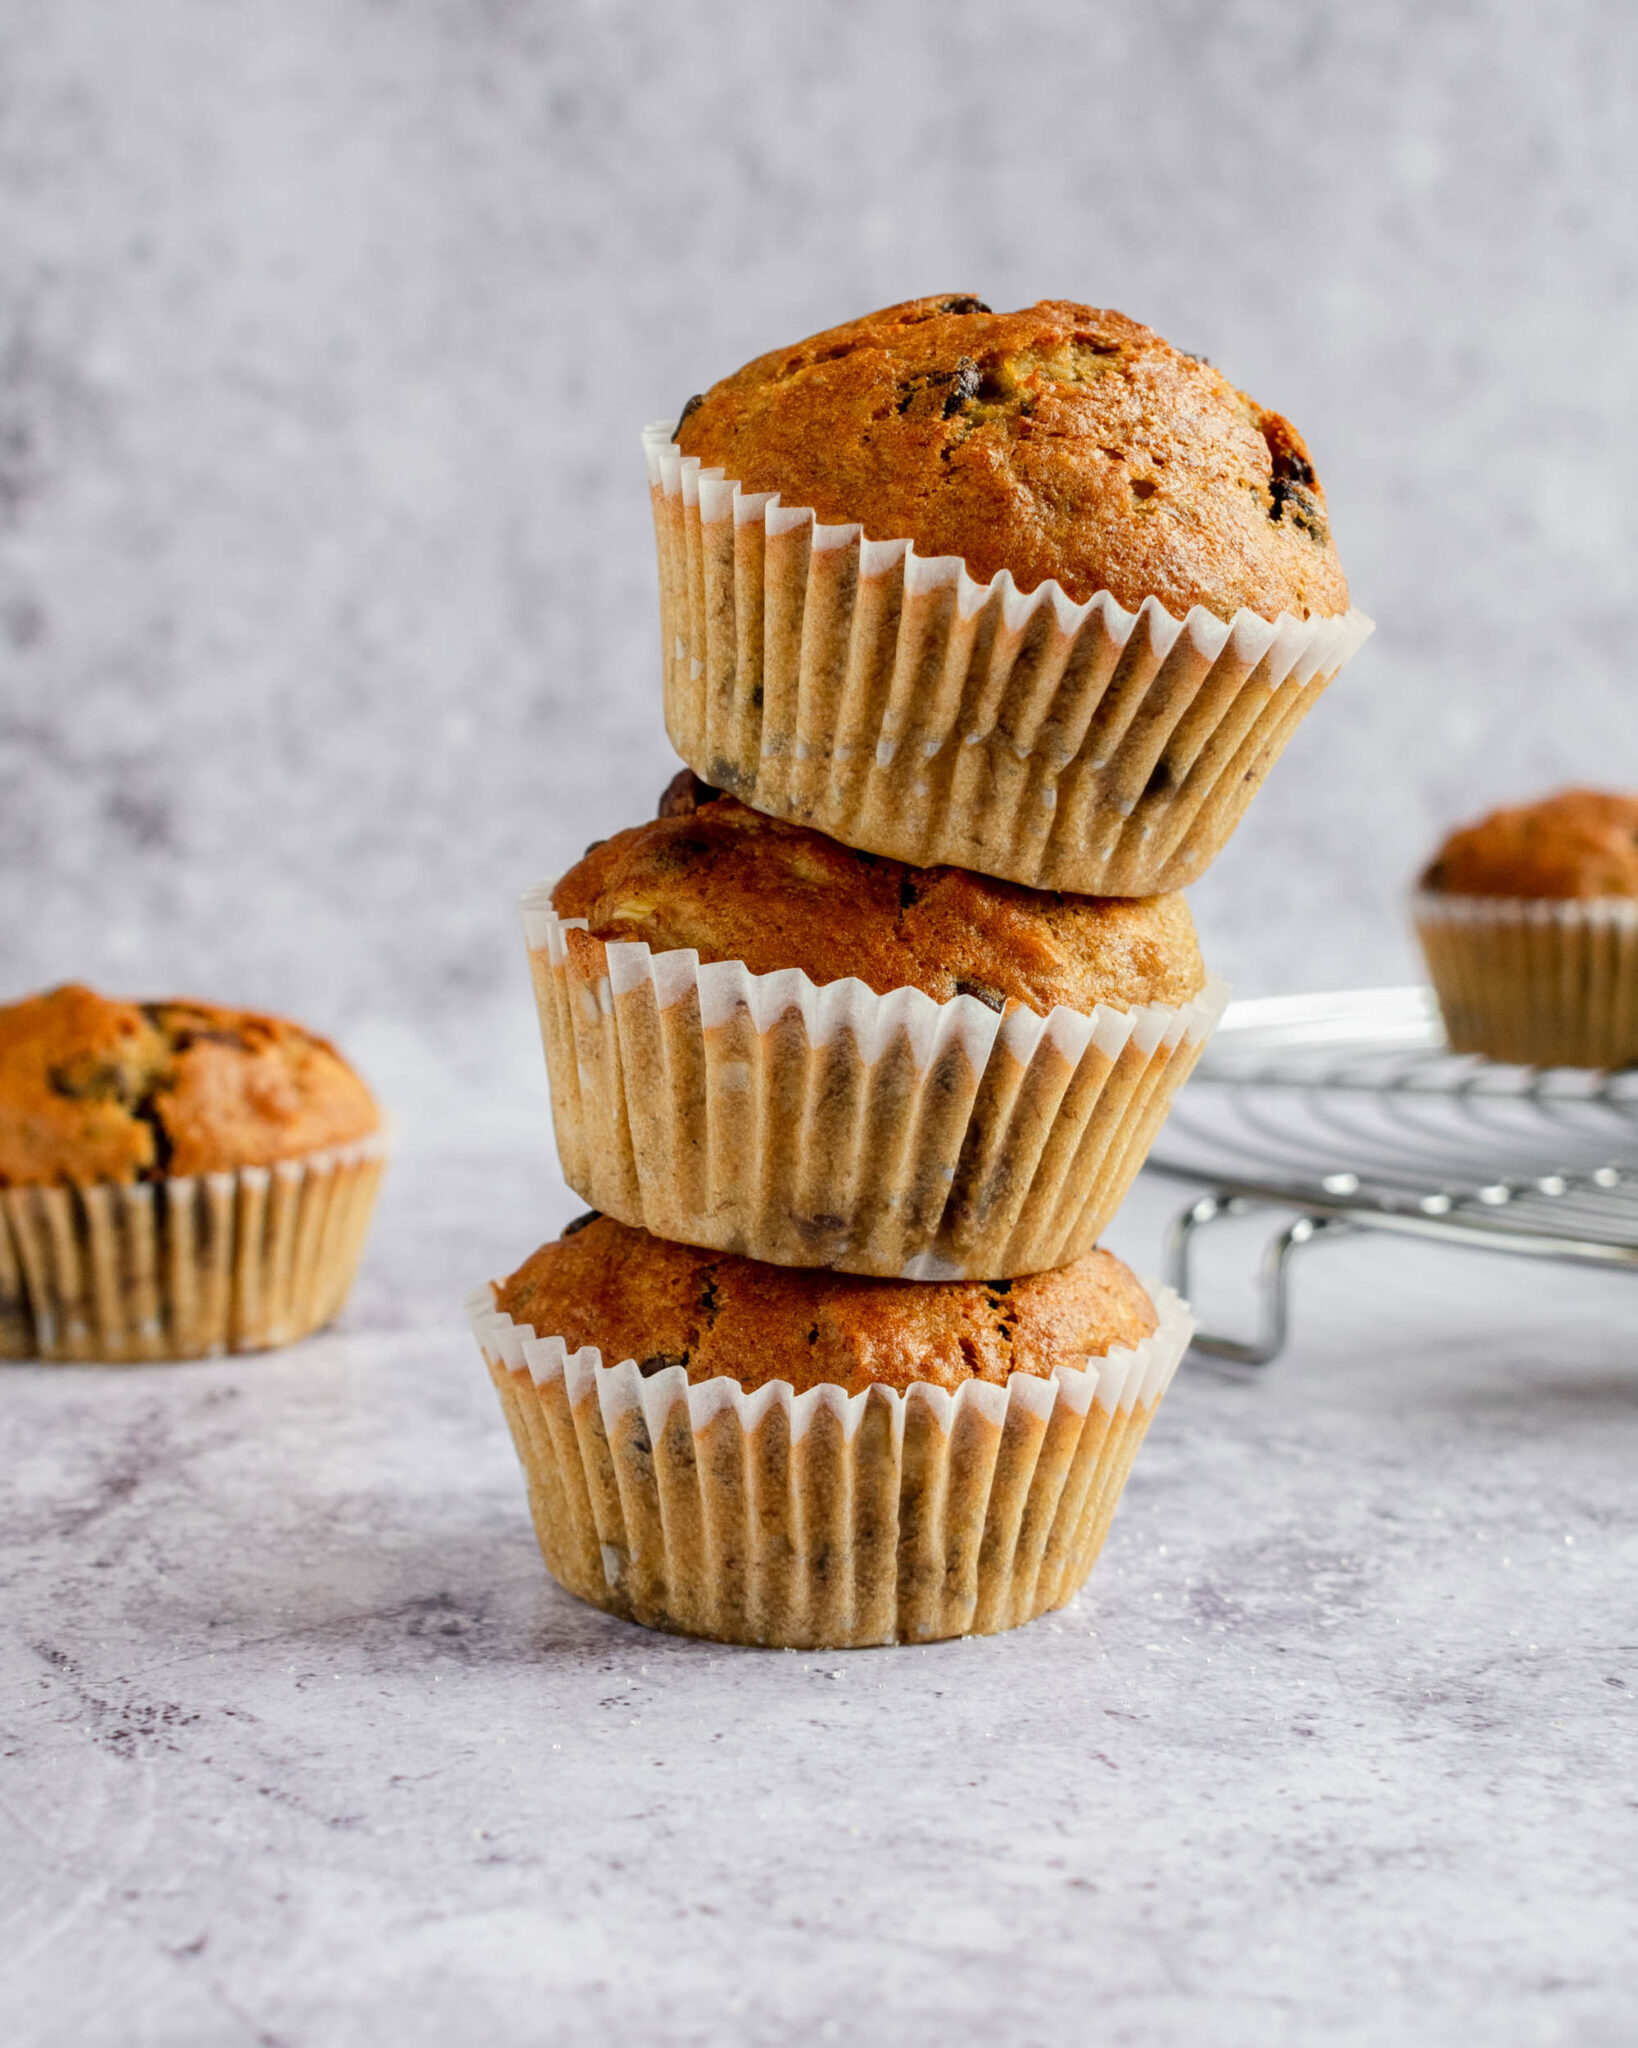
[467,1214,1192,1649]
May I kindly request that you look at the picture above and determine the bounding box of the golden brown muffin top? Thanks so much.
[1421,790,1638,900]
[675,294,1350,624]
[496,1213,1157,1397]
[554,777,1204,1016]
[0,983,381,1186]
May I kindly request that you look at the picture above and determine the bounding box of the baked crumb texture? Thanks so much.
[471,1216,1193,1647]
[0,984,384,1360]
[677,297,1350,622]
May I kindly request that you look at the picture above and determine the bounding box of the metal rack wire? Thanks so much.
[1145,987,1638,1366]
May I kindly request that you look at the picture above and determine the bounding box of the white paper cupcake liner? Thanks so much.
[0,1134,387,1363]
[1414,892,1638,1069]
[468,1276,1191,1648]
[644,424,1374,895]
[525,891,1228,1279]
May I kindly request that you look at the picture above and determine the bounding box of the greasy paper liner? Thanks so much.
[525,893,1228,1279]
[1414,893,1638,1070]
[0,1135,387,1363]
[468,1278,1191,1648]
[644,425,1374,894]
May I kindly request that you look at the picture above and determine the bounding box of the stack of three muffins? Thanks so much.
[470,297,1371,1648]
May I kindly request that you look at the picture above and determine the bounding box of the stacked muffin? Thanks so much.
[471,297,1370,1648]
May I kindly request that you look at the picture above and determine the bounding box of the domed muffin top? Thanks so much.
[496,1212,1158,1398]
[552,775,1205,1015]
[0,984,381,1186]
[674,295,1350,624]
[1420,790,1638,900]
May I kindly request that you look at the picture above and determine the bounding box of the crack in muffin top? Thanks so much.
[0,983,381,1185]
[496,1213,1158,1398]
[553,778,1205,1016]
[675,295,1350,623]
[1421,790,1638,900]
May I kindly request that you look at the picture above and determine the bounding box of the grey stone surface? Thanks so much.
[2,1158,1635,2046]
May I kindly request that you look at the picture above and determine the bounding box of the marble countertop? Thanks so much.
[3,1140,1635,2047]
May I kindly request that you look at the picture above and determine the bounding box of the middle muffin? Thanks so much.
[526,773,1227,1280]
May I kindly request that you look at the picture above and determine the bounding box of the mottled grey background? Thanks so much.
[3,0,1636,1140]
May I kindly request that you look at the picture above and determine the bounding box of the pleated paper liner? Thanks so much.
[643,424,1374,896]
[0,1133,386,1363]
[525,892,1228,1280]
[1414,892,1638,1070]
[469,1278,1191,1649]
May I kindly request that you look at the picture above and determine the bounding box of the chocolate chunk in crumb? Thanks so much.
[637,1351,689,1378]
[934,296,991,315]
[674,393,704,438]
[942,357,982,417]
[953,977,1007,1013]
[1272,447,1315,488]
[560,1210,602,1238]
[657,768,723,819]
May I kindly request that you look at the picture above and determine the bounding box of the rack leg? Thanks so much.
[1164,1193,1348,1368]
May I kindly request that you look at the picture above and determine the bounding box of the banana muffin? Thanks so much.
[560,773,1205,1016]
[676,295,1349,622]
[1420,789,1638,899]
[1415,791,1638,1068]
[0,984,380,1185]
[0,984,384,1360]
[471,1213,1192,1646]
[646,297,1372,895]
[496,1209,1159,1397]
[526,777,1227,1280]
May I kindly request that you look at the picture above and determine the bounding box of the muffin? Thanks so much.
[529,775,1227,1279]
[468,1213,1192,1647]
[1414,790,1638,1069]
[0,984,385,1360]
[646,295,1373,894]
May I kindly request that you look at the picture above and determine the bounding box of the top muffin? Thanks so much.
[675,294,1350,622]
[555,775,1205,1015]
[1420,790,1638,899]
[0,984,381,1186]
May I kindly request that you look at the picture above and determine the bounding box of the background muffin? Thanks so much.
[472,1214,1192,1648]
[1415,790,1638,1069]
[532,782,1226,1279]
[0,984,385,1361]
[676,295,1350,623]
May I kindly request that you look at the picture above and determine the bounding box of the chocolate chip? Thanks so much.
[637,1352,689,1379]
[582,837,606,857]
[934,296,991,315]
[943,358,981,416]
[657,768,722,818]
[953,978,1007,1013]
[674,393,704,438]
[560,1210,602,1238]
[1272,447,1315,487]
[1269,478,1328,542]
[898,872,922,912]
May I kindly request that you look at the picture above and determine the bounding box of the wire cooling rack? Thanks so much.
[1144,987,1638,1366]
